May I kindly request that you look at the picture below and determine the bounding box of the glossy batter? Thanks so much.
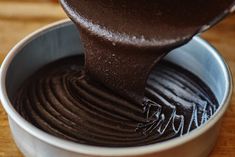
[60,0,235,103]
[13,0,234,147]
[14,56,218,147]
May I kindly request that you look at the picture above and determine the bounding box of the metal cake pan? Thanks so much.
[0,19,233,157]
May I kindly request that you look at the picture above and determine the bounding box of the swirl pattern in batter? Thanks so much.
[14,55,218,147]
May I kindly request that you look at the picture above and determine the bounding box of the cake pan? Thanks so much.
[0,19,233,157]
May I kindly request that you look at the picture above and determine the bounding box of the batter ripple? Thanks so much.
[14,55,218,147]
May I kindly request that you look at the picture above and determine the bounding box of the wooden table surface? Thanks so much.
[0,1,235,157]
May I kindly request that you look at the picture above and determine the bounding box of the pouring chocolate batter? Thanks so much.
[13,0,235,147]
[60,0,235,103]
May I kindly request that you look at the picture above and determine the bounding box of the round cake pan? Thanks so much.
[0,19,233,157]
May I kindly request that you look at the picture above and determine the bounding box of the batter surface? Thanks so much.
[14,55,218,147]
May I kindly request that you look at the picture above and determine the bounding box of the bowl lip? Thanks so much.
[0,19,233,156]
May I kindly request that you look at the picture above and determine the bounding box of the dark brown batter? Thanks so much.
[60,0,235,103]
[13,0,235,147]
[14,56,218,147]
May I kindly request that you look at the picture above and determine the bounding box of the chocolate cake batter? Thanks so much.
[14,56,218,147]
[60,0,235,103]
[13,0,235,147]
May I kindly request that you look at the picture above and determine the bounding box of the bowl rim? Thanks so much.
[0,19,233,156]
